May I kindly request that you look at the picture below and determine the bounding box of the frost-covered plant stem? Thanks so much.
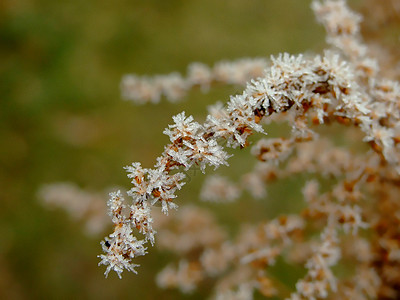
[98,1,400,298]
[99,46,389,277]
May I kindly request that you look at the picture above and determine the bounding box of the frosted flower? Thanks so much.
[156,260,203,293]
[163,112,202,142]
[263,215,304,244]
[182,136,230,172]
[107,190,125,218]
[157,73,187,101]
[200,175,240,203]
[363,123,395,149]
[336,204,368,235]
[295,280,329,300]
[98,225,147,278]
[302,180,320,203]
[130,201,155,242]
[241,172,266,199]
[207,101,228,120]
[312,0,362,36]
[187,62,212,91]
[121,74,162,104]
[213,58,267,85]
[125,163,148,197]
[224,93,265,146]
[240,247,280,266]
[200,243,234,276]
[251,138,294,163]
[316,51,355,91]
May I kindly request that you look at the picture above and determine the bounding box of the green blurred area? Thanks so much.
[0,0,362,299]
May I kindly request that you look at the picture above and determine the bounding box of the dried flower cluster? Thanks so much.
[121,58,268,104]
[95,0,400,298]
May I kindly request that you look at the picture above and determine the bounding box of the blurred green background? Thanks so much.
[0,0,362,299]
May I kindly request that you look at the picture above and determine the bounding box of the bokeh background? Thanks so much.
[0,0,362,299]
